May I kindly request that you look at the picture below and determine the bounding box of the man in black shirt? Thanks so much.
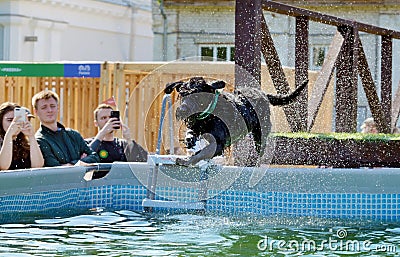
[86,104,147,163]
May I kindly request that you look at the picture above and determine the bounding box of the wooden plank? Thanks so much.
[123,62,163,73]
[262,0,400,39]
[235,0,262,87]
[335,26,358,132]
[391,80,400,130]
[80,79,88,137]
[64,79,71,127]
[0,77,5,103]
[357,35,389,133]
[114,63,125,140]
[294,15,309,131]
[23,77,31,109]
[15,77,22,104]
[31,77,40,129]
[308,30,344,131]
[9,78,14,103]
[86,79,94,138]
[99,62,112,104]
[117,64,124,111]
[103,63,110,103]
[381,35,392,128]
[260,14,300,132]
[113,63,125,112]
[88,78,97,125]
[260,17,290,93]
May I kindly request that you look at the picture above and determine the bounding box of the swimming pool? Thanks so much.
[1,159,400,223]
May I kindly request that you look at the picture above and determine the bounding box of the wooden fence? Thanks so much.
[0,61,331,153]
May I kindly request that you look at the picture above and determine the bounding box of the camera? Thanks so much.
[110,110,120,129]
[14,107,26,122]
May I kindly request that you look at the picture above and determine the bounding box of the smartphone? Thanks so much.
[110,110,120,129]
[14,107,26,122]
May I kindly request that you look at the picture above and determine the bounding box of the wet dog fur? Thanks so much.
[165,77,307,166]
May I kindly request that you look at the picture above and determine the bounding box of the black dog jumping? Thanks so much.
[165,77,307,166]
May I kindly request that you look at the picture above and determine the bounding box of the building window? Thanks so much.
[311,45,328,69]
[200,45,235,61]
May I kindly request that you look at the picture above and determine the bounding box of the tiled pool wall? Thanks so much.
[208,190,400,221]
[0,185,146,214]
[1,184,400,221]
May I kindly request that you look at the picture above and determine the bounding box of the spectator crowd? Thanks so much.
[0,90,147,171]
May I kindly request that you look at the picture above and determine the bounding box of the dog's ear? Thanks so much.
[210,80,226,90]
[165,81,183,94]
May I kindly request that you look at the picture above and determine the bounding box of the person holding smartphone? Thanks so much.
[85,104,147,163]
[32,90,99,167]
[0,102,44,170]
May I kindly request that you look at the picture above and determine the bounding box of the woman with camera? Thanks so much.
[0,102,44,170]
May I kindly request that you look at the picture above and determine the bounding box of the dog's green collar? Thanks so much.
[197,90,221,120]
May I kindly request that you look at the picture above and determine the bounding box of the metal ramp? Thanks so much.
[142,93,208,212]
[143,154,209,212]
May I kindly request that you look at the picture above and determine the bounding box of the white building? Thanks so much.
[0,0,154,61]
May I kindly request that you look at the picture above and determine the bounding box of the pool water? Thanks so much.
[0,210,399,256]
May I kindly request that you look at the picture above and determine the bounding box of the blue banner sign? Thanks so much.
[64,63,101,78]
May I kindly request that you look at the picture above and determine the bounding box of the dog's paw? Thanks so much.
[185,137,196,149]
[184,130,197,149]
[176,157,191,166]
